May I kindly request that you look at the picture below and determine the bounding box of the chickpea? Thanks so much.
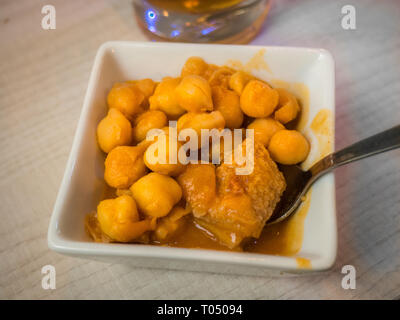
[229,71,253,95]
[159,126,172,136]
[240,80,279,118]
[177,111,225,147]
[177,112,196,132]
[247,117,284,147]
[177,111,225,133]
[130,172,182,218]
[149,126,172,140]
[104,146,147,189]
[149,77,185,119]
[203,64,219,80]
[177,112,197,146]
[153,206,190,241]
[181,56,208,78]
[97,195,155,242]
[107,82,144,120]
[175,75,213,113]
[132,110,168,143]
[212,86,243,129]
[274,88,300,124]
[268,130,310,165]
[138,126,172,150]
[144,134,186,176]
[97,108,132,153]
[208,67,235,88]
[127,79,156,106]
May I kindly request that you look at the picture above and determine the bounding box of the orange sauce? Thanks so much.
[310,109,333,161]
[101,184,116,199]
[165,218,242,252]
[296,257,312,269]
[227,49,272,74]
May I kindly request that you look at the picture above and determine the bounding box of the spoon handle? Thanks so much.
[310,124,400,177]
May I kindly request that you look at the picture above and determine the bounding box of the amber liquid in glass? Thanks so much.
[146,0,244,13]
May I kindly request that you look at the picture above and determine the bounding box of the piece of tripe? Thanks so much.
[178,140,286,249]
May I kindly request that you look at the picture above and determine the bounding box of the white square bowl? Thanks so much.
[48,41,336,276]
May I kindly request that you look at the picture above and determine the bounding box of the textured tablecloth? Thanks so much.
[0,0,399,299]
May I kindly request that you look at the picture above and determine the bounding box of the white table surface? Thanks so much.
[0,0,399,299]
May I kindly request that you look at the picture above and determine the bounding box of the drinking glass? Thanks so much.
[133,0,272,44]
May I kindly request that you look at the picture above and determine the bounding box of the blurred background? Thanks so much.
[0,0,399,299]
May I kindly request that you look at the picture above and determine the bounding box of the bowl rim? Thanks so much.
[48,41,337,272]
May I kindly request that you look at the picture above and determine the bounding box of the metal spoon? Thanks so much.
[267,125,400,225]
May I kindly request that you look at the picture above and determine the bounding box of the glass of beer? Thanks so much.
[133,0,272,44]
